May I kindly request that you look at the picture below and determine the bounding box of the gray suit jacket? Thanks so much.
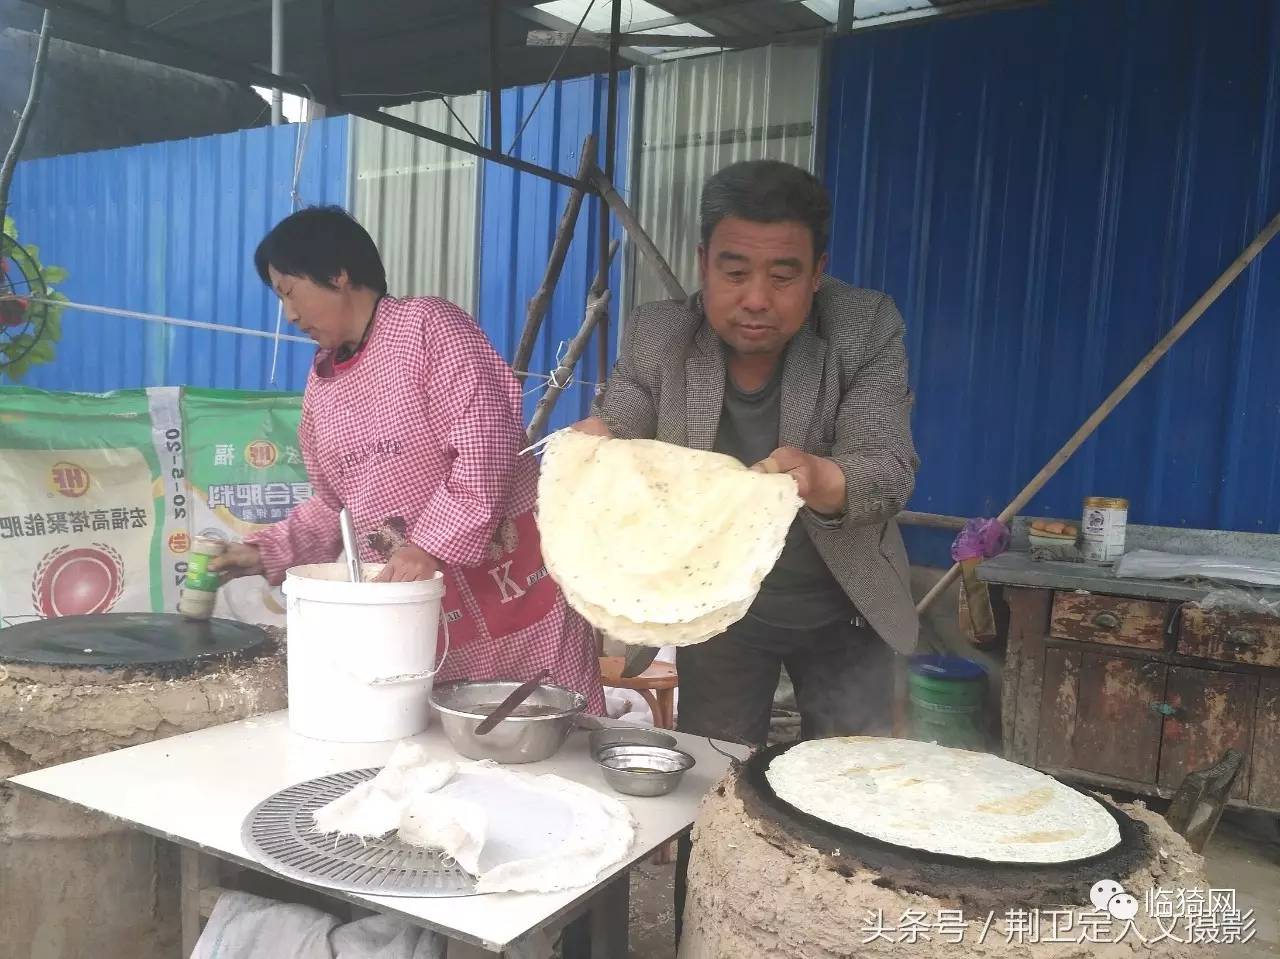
[594,276,920,654]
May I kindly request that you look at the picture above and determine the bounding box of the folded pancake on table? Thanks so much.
[764,736,1121,864]
[537,430,802,647]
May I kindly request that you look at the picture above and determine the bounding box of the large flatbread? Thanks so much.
[537,431,801,646]
[765,737,1121,864]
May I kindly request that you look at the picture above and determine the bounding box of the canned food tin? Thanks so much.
[179,536,226,619]
[1081,497,1128,564]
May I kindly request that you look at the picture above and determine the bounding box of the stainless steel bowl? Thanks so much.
[595,744,695,797]
[430,679,586,764]
[589,726,678,757]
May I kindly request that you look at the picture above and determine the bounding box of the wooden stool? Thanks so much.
[598,656,678,729]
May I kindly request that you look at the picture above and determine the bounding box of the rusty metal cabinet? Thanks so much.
[988,561,1280,814]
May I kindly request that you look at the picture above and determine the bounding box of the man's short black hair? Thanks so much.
[254,206,388,294]
[700,160,831,258]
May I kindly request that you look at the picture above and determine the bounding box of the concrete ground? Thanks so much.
[623,809,1280,958]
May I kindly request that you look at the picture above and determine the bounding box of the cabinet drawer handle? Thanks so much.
[1092,611,1121,631]
[1150,701,1181,719]
[1225,630,1259,648]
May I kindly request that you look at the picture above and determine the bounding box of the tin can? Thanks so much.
[179,535,226,619]
[1081,497,1128,564]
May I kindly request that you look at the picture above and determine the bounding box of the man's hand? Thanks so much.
[570,416,613,438]
[209,543,265,582]
[754,447,846,516]
[375,544,440,583]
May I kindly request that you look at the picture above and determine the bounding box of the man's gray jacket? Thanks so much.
[594,276,920,654]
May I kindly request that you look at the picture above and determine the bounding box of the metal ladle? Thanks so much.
[339,508,363,583]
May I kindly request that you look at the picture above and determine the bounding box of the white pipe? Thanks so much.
[271,0,284,125]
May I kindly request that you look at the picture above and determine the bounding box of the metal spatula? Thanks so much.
[474,669,551,735]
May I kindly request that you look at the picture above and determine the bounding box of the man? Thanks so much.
[577,159,919,745]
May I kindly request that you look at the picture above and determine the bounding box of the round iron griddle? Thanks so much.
[0,613,269,677]
[736,741,1153,911]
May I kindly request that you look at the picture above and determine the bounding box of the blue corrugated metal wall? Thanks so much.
[7,118,350,393]
[825,0,1280,565]
[479,73,631,434]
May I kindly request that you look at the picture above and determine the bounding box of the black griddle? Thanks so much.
[0,613,270,678]
[736,740,1152,910]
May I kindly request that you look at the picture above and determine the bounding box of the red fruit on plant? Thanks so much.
[0,298,27,328]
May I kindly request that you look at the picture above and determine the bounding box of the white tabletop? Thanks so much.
[10,711,745,952]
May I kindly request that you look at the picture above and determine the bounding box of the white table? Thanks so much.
[10,711,745,957]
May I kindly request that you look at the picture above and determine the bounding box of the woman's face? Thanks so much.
[268,265,360,350]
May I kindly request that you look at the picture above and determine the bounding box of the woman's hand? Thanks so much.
[209,543,265,582]
[375,544,440,582]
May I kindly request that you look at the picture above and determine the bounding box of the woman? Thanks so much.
[212,206,604,713]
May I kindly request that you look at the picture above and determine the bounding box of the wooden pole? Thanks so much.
[915,208,1280,616]
[512,134,597,379]
[0,11,52,225]
[588,167,687,303]
[897,510,968,531]
[526,239,620,442]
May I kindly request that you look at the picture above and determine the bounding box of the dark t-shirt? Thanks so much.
[713,358,855,629]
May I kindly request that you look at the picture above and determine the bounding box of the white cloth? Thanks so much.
[192,891,445,959]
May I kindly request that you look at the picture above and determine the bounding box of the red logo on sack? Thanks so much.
[49,462,91,498]
[32,544,125,618]
[245,440,278,469]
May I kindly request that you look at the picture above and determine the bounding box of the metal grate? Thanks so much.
[240,768,479,898]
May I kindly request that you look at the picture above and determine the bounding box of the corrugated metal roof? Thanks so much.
[824,0,1280,564]
[7,118,350,393]
[22,0,626,105]
[534,0,1032,60]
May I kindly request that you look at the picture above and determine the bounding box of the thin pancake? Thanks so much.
[765,737,1121,864]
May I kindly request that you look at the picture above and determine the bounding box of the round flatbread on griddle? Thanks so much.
[765,737,1121,864]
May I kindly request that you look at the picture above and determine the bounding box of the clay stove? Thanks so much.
[680,742,1216,959]
[0,614,287,959]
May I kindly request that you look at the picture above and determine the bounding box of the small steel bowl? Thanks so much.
[595,744,695,797]
[589,727,678,757]
[430,680,586,764]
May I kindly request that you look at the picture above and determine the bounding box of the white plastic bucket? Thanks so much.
[282,563,449,743]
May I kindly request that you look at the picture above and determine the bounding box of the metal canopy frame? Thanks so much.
[12,0,1039,404]
[21,0,631,192]
[16,0,1038,193]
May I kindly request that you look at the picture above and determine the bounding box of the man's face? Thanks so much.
[699,216,827,360]
[268,265,353,350]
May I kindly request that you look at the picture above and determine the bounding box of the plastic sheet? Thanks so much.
[1114,549,1280,587]
[1196,588,1280,618]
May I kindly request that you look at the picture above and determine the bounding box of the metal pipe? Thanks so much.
[488,0,502,150]
[350,108,594,192]
[598,0,621,386]
[271,0,284,125]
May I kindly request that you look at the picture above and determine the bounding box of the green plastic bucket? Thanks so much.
[908,655,987,751]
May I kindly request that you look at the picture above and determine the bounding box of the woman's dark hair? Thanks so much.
[254,206,387,294]
[699,160,831,257]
